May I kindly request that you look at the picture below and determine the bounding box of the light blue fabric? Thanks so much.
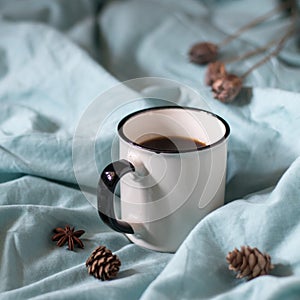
[0,0,300,299]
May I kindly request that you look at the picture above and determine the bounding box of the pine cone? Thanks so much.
[226,246,274,280]
[86,246,121,281]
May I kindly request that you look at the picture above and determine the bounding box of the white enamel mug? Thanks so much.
[98,106,230,252]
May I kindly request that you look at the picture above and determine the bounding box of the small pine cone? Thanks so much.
[86,246,121,281]
[205,61,227,86]
[226,246,274,280]
[189,42,219,65]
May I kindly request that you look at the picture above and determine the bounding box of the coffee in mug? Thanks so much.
[138,135,206,152]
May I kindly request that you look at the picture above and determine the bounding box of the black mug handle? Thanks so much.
[97,159,135,234]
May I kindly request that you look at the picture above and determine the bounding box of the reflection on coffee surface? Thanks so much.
[138,135,206,152]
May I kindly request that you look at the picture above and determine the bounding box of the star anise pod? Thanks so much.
[52,225,85,251]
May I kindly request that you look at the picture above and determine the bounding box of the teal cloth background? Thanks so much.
[1,0,300,299]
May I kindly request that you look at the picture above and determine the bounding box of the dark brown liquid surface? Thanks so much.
[139,136,206,152]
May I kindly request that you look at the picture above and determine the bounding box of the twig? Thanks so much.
[224,37,282,64]
[241,27,295,79]
[229,1,298,79]
[218,0,294,47]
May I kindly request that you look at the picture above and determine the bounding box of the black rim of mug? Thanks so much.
[117,106,230,154]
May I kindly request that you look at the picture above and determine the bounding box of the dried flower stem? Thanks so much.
[241,23,296,79]
[224,38,281,64]
[226,5,297,78]
[218,0,294,48]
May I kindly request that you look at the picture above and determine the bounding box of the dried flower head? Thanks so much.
[212,73,243,103]
[205,61,227,86]
[189,42,218,65]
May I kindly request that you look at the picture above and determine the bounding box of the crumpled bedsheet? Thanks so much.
[0,0,300,299]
